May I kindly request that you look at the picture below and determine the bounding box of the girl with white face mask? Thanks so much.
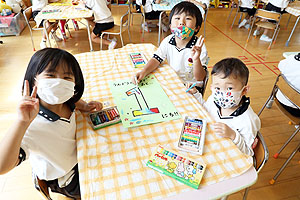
[0,48,103,199]
[188,58,261,157]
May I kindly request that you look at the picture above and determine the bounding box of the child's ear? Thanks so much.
[242,85,250,96]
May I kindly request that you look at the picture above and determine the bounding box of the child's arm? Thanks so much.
[191,36,206,82]
[133,58,160,84]
[75,99,103,112]
[212,122,255,156]
[0,81,39,174]
[155,0,161,3]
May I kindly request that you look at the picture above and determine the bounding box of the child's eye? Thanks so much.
[215,87,220,90]
[64,76,73,80]
[45,74,55,78]
[227,87,233,91]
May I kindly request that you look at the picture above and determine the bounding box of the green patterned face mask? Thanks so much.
[171,26,194,40]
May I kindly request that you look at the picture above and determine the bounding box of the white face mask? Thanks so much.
[213,86,245,109]
[36,78,75,105]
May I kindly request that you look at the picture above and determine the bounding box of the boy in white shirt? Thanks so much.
[189,58,261,156]
[82,0,117,49]
[134,1,208,94]
[237,0,256,29]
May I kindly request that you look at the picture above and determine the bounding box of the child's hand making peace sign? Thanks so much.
[191,35,204,62]
[18,80,39,123]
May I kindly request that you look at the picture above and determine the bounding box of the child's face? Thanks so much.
[211,73,247,95]
[170,12,199,34]
[35,64,75,83]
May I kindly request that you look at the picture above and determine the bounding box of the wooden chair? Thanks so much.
[100,10,131,50]
[246,9,282,50]
[243,131,269,199]
[23,6,59,51]
[33,174,52,200]
[258,74,300,184]
[128,0,144,27]
[227,0,248,29]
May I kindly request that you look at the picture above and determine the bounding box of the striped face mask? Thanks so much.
[171,26,194,40]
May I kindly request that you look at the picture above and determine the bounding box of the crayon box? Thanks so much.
[129,52,147,68]
[88,106,121,130]
[146,145,206,189]
[177,116,207,155]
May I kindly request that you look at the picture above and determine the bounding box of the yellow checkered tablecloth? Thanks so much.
[75,44,253,200]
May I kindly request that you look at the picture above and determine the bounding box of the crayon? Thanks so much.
[103,112,109,122]
[105,111,112,121]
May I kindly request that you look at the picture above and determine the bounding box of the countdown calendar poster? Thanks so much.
[109,74,181,128]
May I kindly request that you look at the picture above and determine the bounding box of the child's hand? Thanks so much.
[82,101,103,112]
[18,80,39,123]
[186,83,198,94]
[132,71,146,85]
[212,122,236,140]
[191,35,204,62]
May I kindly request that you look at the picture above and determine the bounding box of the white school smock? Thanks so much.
[32,0,48,11]
[193,93,260,156]
[276,54,300,108]
[20,104,77,181]
[153,34,208,84]
[136,0,153,13]
[240,0,255,9]
[85,0,114,23]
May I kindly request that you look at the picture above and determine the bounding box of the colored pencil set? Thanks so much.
[89,106,121,130]
[129,52,147,68]
[178,116,207,155]
[146,145,206,189]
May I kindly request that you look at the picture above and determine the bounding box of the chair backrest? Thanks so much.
[274,74,300,124]
[256,9,281,21]
[23,6,33,24]
[120,10,130,32]
[253,131,269,173]
[33,174,52,200]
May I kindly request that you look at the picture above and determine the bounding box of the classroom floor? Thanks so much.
[0,5,300,200]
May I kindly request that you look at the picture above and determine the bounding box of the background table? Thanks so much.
[35,2,94,51]
[75,43,254,200]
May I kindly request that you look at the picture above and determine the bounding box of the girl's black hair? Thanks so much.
[168,1,203,35]
[211,58,249,85]
[23,48,84,105]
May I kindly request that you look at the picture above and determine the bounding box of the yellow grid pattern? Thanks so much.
[75,44,253,200]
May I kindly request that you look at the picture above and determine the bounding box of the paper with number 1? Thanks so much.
[109,74,181,128]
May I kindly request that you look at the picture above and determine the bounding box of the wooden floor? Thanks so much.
[0,5,300,200]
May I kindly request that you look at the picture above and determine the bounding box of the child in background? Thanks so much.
[79,0,116,49]
[187,0,210,18]
[134,1,208,94]
[188,58,260,156]
[0,48,103,198]
[136,0,168,32]
[237,0,256,29]
[253,0,291,42]
[32,0,62,49]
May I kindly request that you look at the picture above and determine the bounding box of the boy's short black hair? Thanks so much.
[168,1,203,35]
[211,58,249,85]
[23,48,84,105]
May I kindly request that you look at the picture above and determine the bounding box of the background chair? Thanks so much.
[203,8,209,38]
[243,131,269,199]
[128,0,144,27]
[246,9,282,50]
[140,5,160,42]
[100,10,131,50]
[23,6,59,51]
[33,174,52,200]
[258,74,300,184]
[227,0,248,29]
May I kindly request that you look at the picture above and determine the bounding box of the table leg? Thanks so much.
[157,11,164,46]
[285,16,300,47]
[43,20,51,48]
[85,19,94,52]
